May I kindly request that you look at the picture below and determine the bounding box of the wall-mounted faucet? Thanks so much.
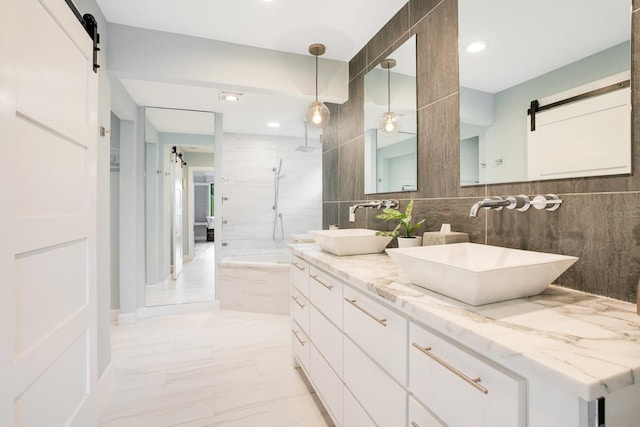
[348,199,399,222]
[470,194,562,218]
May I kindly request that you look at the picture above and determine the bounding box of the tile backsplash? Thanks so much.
[322,0,640,303]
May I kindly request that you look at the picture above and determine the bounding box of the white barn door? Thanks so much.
[173,159,184,279]
[0,0,98,426]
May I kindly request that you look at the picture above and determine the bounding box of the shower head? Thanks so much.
[295,145,318,152]
[296,119,320,152]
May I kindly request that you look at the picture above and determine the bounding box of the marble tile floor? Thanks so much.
[99,309,334,427]
[146,242,216,306]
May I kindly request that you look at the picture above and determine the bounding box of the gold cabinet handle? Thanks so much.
[291,295,306,309]
[292,261,305,271]
[411,422,420,427]
[310,274,334,290]
[292,329,306,346]
[412,342,488,394]
[345,298,387,327]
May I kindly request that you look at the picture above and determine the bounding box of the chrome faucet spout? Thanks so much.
[348,199,399,222]
[469,197,511,218]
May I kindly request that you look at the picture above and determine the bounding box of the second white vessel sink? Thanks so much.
[309,229,392,256]
[386,243,578,305]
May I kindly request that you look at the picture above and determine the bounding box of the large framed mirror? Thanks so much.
[144,107,216,307]
[364,35,417,194]
[459,0,631,186]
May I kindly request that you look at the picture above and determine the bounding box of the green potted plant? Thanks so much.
[375,199,425,248]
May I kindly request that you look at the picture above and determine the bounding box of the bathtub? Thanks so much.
[218,249,291,315]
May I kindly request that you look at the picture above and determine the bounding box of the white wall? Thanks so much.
[219,133,322,254]
[107,24,348,104]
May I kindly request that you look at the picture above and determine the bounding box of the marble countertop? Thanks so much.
[290,243,640,401]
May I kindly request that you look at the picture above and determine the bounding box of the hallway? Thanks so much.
[146,242,216,306]
[98,309,332,427]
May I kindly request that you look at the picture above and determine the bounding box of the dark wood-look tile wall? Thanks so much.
[322,0,639,302]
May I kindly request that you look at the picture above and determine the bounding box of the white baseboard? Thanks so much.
[117,311,139,325]
[110,309,120,321]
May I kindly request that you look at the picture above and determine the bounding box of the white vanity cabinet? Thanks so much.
[290,246,640,427]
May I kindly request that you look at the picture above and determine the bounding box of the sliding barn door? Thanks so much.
[0,0,99,425]
[173,158,184,279]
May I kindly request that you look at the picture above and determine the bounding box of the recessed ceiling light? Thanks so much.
[466,41,487,53]
[267,122,280,128]
[219,91,242,102]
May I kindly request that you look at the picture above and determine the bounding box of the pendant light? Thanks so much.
[379,58,399,135]
[305,43,330,128]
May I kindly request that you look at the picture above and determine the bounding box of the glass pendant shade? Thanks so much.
[379,111,399,135]
[305,101,330,128]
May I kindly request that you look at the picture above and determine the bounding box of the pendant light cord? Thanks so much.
[387,66,391,113]
[315,52,319,103]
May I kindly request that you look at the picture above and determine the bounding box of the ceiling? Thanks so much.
[97,0,409,138]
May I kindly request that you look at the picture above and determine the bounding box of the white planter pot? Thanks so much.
[397,236,422,248]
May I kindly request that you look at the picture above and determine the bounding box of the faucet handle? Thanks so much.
[505,194,531,211]
[531,194,563,211]
[383,199,399,209]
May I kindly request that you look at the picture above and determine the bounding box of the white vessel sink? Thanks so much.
[309,229,392,256]
[386,243,578,305]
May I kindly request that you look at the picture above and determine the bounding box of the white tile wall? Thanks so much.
[220,133,322,252]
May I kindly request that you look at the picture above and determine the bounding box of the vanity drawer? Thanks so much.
[292,325,309,372]
[291,256,309,298]
[309,265,343,327]
[409,324,526,427]
[310,305,342,375]
[310,344,343,426]
[408,396,444,427]
[344,337,407,427]
[343,286,408,384]
[343,385,376,427]
[291,288,309,335]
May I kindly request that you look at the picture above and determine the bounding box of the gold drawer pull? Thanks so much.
[411,422,420,427]
[345,298,387,326]
[412,342,488,394]
[292,261,305,271]
[291,295,306,309]
[292,330,306,346]
[310,274,334,290]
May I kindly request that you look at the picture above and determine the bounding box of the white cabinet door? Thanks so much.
[344,337,407,427]
[310,345,343,426]
[408,396,445,427]
[292,326,310,372]
[343,386,376,427]
[410,324,526,427]
[292,288,310,336]
[291,256,310,297]
[309,265,343,327]
[0,0,98,425]
[310,306,343,375]
[343,286,408,384]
